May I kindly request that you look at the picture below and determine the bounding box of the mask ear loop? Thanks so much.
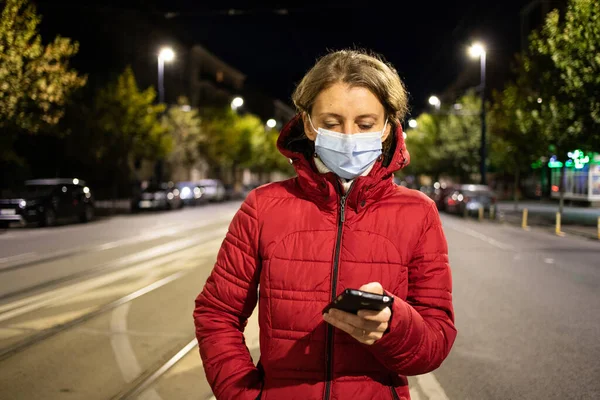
[307,113,319,135]
[307,114,320,158]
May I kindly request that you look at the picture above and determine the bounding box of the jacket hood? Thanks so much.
[276,114,410,211]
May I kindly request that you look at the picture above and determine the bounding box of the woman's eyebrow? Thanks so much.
[318,112,344,119]
[318,113,379,119]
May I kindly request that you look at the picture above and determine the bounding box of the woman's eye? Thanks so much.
[359,125,374,130]
[323,123,338,129]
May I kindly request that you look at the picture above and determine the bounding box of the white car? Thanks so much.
[198,179,226,202]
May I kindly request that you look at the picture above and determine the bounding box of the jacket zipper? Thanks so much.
[389,386,401,400]
[324,182,355,400]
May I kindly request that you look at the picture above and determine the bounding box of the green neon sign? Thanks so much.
[567,149,590,169]
[548,160,563,169]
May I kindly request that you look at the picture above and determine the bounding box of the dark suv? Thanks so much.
[0,178,94,227]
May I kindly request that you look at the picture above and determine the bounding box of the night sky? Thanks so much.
[35,0,532,117]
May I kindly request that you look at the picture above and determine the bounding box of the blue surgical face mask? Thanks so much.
[309,115,387,180]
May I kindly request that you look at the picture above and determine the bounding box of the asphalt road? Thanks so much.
[0,201,598,399]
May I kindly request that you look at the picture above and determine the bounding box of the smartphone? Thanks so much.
[323,289,393,315]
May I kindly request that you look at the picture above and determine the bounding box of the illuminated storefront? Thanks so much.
[549,150,600,203]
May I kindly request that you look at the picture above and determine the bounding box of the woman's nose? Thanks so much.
[341,122,356,135]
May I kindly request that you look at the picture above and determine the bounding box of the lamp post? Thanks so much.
[158,47,175,104]
[469,42,487,185]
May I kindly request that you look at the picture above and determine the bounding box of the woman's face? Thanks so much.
[302,82,392,142]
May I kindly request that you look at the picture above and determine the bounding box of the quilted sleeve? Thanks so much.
[193,190,262,399]
[368,202,457,376]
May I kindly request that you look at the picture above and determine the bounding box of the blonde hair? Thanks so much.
[292,49,409,125]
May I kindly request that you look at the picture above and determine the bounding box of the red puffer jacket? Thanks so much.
[194,116,456,400]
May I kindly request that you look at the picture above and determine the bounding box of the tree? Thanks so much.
[404,92,483,183]
[199,108,258,183]
[0,0,86,162]
[489,60,549,209]
[531,0,600,151]
[439,93,483,182]
[163,97,203,180]
[529,0,600,213]
[92,66,168,195]
[404,113,443,179]
[251,127,293,175]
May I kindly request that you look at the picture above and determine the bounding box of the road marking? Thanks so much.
[416,373,450,400]
[0,236,223,321]
[111,303,163,400]
[111,303,142,382]
[410,389,422,400]
[0,214,235,271]
[445,223,515,251]
[0,252,36,265]
[544,258,555,264]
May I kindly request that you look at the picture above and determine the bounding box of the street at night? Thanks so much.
[1,204,598,399]
[2,0,600,399]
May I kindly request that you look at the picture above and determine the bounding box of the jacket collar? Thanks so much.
[277,114,410,212]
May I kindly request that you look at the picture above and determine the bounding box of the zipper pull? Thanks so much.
[340,201,346,222]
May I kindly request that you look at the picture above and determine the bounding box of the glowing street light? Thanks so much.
[231,96,244,110]
[468,42,486,59]
[266,119,277,128]
[408,119,418,128]
[428,95,441,110]
[159,47,175,63]
[158,47,175,104]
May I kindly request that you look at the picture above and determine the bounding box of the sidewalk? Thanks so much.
[492,202,599,240]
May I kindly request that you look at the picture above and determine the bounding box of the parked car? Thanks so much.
[176,181,208,207]
[198,179,226,202]
[132,182,182,212]
[444,184,497,215]
[0,178,94,227]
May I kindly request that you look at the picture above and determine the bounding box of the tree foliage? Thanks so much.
[199,108,291,179]
[92,66,167,181]
[405,92,482,182]
[0,0,86,161]
[530,0,600,155]
[163,97,203,175]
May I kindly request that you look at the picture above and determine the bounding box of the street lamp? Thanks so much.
[428,95,441,110]
[408,119,418,129]
[158,47,175,104]
[231,96,244,110]
[266,119,277,129]
[469,41,487,184]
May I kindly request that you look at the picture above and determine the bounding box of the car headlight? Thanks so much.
[181,187,191,199]
[19,200,27,208]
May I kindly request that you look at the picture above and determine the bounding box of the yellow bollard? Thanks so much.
[522,208,529,230]
[478,206,484,222]
[555,212,565,237]
[463,206,468,219]
[597,216,600,240]
[490,205,496,221]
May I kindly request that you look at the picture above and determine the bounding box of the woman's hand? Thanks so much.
[322,282,392,345]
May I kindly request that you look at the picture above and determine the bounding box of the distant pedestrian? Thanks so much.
[194,49,456,400]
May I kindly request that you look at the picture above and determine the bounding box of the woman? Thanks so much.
[194,49,456,400]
